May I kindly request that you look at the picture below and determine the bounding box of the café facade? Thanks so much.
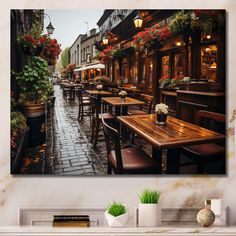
[97,9,225,123]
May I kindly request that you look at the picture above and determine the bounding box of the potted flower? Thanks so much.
[159,76,171,88]
[14,56,51,147]
[138,189,161,227]
[155,103,169,125]
[119,90,127,101]
[96,84,103,91]
[105,202,128,227]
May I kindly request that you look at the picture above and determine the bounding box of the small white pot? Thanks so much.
[138,203,161,227]
[105,210,129,227]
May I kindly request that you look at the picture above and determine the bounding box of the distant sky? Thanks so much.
[44,10,104,50]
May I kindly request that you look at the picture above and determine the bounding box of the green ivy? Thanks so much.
[15,56,51,104]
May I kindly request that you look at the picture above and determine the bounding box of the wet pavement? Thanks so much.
[46,85,107,175]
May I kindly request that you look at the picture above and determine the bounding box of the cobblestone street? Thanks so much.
[48,85,106,175]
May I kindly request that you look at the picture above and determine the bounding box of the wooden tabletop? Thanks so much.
[121,87,141,93]
[117,114,225,149]
[63,83,80,88]
[102,97,145,107]
[85,90,112,95]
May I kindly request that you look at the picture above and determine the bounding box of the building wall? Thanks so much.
[80,30,100,66]
[1,0,236,227]
[69,35,82,67]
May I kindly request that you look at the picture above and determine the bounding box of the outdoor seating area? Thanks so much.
[10,9,226,175]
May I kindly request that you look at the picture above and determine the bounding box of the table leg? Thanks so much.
[166,148,181,174]
[121,106,129,143]
[152,148,162,174]
[69,89,73,100]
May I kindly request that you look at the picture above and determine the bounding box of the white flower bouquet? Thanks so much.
[155,103,169,114]
[96,85,103,90]
[119,91,127,97]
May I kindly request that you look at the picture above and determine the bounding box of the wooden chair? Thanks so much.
[102,118,160,174]
[181,110,226,174]
[111,88,120,96]
[128,94,153,115]
[90,96,116,148]
[77,89,92,121]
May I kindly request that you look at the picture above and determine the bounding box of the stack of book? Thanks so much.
[52,215,90,227]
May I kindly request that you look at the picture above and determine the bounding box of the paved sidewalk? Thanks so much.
[49,85,106,175]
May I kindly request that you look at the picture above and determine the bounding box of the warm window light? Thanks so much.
[205,47,211,52]
[206,35,211,40]
[210,62,217,69]
[102,36,109,45]
[133,12,143,28]
[176,41,182,46]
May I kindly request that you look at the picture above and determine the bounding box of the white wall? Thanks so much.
[0,0,236,226]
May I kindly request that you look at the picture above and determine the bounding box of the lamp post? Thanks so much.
[133,11,143,28]
[102,36,109,45]
[44,13,55,35]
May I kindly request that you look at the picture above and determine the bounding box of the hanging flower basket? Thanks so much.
[132,24,172,51]
[39,35,62,66]
[17,34,43,56]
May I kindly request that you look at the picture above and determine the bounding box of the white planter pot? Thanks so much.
[138,203,161,227]
[105,210,129,227]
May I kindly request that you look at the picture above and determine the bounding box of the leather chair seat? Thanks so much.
[109,147,159,174]
[95,113,115,120]
[183,143,224,157]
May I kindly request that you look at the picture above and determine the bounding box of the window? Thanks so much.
[86,46,90,54]
[92,44,97,58]
[77,45,80,64]
[161,55,170,78]
[74,50,76,64]
[82,48,86,61]
[174,53,183,77]
[201,44,217,81]
[148,59,153,88]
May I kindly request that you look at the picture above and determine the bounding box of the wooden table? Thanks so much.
[85,90,112,112]
[63,83,80,100]
[117,114,225,174]
[102,97,145,142]
[102,97,145,116]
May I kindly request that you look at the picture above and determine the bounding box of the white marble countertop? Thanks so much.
[0,226,236,235]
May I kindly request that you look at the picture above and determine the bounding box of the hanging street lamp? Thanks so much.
[133,11,143,28]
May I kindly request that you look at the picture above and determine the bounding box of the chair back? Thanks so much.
[111,88,120,96]
[196,110,225,134]
[102,117,123,172]
[140,93,154,114]
[90,96,100,120]
[77,89,83,104]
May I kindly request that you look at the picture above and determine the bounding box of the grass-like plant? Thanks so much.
[107,202,127,217]
[139,189,160,204]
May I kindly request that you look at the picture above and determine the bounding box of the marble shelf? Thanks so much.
[0,226,236,236]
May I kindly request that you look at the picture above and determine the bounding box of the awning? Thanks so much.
[74,63,105,72]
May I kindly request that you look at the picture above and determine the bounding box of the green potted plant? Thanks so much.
[105,202,128,227]
[14,56,51,146]
[138,189,161,227]
[11,111,29,173]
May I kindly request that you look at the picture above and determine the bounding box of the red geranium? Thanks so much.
[133,23,172,51]
[97,46,115,63]
[39,34,62,65]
